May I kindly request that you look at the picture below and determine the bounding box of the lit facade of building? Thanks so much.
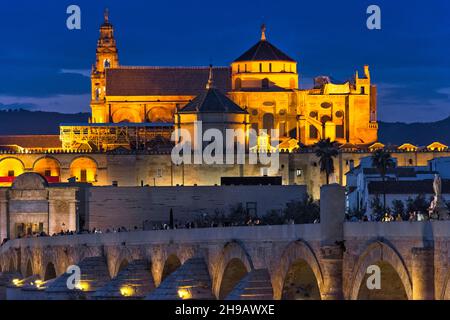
[83,12,377,151]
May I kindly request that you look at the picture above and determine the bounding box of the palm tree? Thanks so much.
[371,149,396,211]
[314,138,339,185]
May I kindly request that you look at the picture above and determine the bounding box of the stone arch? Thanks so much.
[147,107,173,123]
[161,254,181,282]
[44,262,57,281]
[212,241,254,299]
[112,108,142,123]
[33,156,61,181]
[69,156,98,183]
[25,259,33,278]
[348,241,412,300]
[117,259,129,274]
[273,240,324,300]
[0,157,25,185]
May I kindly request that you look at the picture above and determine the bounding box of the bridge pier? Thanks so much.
[319,184,345,300]
[411,247,435,300]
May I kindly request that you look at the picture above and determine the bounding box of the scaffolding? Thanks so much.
[59,122,174,152]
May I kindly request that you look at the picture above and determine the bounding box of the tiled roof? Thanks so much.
[234,40,295,62]
[0,135,61,149]
[106,66,231,96]
[368,179,450,195]
[179,88,247,114]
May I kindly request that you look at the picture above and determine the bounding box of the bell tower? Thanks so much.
[91,8,119,123]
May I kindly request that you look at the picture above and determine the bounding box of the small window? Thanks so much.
[104,59,111,68]
[262,78,269,89]
[8,170,14,177]
[408,159,413,165]
[237,64,240,73]
[296,169,303,177]
[156,168,163,178]
[245,64,247,72]
[44,170,51,177]
[235,78,242,90]
[259,63,262,72]
[269,63,272,72]
[361,86,366,94]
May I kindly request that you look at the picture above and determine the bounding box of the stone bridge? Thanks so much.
[0,185,449,300]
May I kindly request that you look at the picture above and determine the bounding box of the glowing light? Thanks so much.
[12,278,21,286]
[120,286,134,297]
[177,287,192,300]
[35,280,43,288]
[75,281,90,291]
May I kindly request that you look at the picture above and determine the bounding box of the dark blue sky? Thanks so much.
[0,0,449,122]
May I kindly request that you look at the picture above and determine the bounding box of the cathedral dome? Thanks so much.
[234,25,295,62]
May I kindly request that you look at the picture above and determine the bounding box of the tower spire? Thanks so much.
[261,23,267,41]
[206,64,214,89]
[104,8,109,23]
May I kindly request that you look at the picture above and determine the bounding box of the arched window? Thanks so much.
[310,125,318,139]
[104,59,111,68]
[235,78,242,90]
[262,78,269,89]
[262,113,275,131]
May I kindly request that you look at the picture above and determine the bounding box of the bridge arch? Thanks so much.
[273,240,324,300]
[212,241,254,299]
[44,262,57,281]
[160,254,181,283]
[348,241,412,300]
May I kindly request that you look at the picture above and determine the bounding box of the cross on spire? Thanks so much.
[104,8,109,23]
[261,23,267,41]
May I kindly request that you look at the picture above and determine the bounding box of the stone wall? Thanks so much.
[84,185,307,230]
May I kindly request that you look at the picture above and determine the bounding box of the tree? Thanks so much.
[283,195,320,224]
[406,194,429,215]
[314,138,339,185]
[391,199,405,220]
[371,149,395,211]
[369,196,385,221]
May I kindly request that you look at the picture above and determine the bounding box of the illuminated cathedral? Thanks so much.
[61,10,378,152]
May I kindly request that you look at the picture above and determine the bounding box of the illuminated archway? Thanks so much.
[212,241,253,299]
[147,107,173,123]
[161,255,181,282]
[112,108,142,123]
[282,259,321,300]
[357,261,408,300]
[274,240,324,300]
[349,241,412,300]
[70,157,97,183]
[0,158,25,186]
[219,258,248,299]
[33,157,60,182]
[44,262,57,281]
[117,259,129,274]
